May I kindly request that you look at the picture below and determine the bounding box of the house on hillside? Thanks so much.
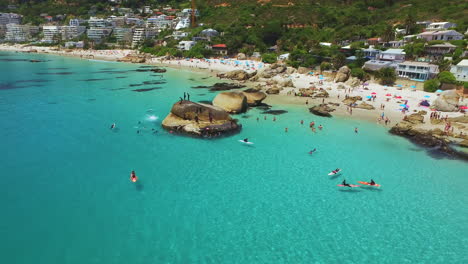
[367,37,381,46]
[396,61,439,81]
[450,59,468,82]
[377,49,405,62]
[424,43,457,61]
[178,40,196,51]
[211,44,228,56]
[426,22,457,31]
[417,30,463,41]
[362,47,381,60]
[386,40,405,48]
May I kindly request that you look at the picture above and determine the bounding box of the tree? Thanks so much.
[320,62,332,71]
[437,60,452,72]
[332,53,346,69]
[351,68,367,80]
[403,43,425,59]
[375,67,396,85]
[438,71,457,84]
[424,79,440,92]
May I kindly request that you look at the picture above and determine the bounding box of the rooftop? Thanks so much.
[212,44,227,48]
[457,59,468,67]
[381,49,405,54]
[399,61,435,67]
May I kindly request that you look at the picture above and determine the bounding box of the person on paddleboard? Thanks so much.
[342,179,351,187]
[243,138,248,143]
[309,148,316,154]
[333,168,340,174]
[370,179,376,185]
[110,123,116,129]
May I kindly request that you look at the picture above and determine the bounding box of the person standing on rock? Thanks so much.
[195,115,199,123]
[183,92,186,100]
[209,112,213,123]
[187,93,190,101]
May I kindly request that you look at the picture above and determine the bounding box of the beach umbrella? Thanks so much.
[411,85,416,88]
[436,89,443,93]
[400,104,409,108]
[363,83,369,86]
[371,92,377,95]
[460,106,468,110]
[396,84,403,87]
[386,93,392,96]
[366,96,372,99]
[424,95,430,98]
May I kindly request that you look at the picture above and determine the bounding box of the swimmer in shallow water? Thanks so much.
[110,123,115,129]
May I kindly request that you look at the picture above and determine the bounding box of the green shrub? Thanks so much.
[320,62,332,71]
[261,53,277,63]
[424,79,440,92]
[375,67,396,85]
[351,68,366,80]
[438,71,457,84]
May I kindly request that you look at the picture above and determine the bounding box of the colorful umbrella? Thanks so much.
[366,96,372,99]
[460,106,468,110]
[424,95,430,98]
[436,89,443,93]
[396,84,403,87]
[386,93,392,96]
[411,85,416,88]
[395,96,402,99]
[371,92,377,95]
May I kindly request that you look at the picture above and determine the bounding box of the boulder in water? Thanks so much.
[212,92,248,113]
[242,89,267,106]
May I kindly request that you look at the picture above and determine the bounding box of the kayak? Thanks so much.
[328,170,342,176]
[337,184,360,188]
[239,140,254,145]
[358,181,380,187]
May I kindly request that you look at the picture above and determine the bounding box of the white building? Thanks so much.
[113,27,133,42]
[397,61,439,81]
[87,27,112,43]
[426,22,457,31]
[377,49,406,62]
[132,28,146,47]
[61,26,86,40]
[451,59,468,82]
[362,47,381,60]
[69,19,84,26]
[42,25,61,43]
[175,17,190,30]
[172,31,189,40]
[147,15,173,29]
[418,30,464,41]
[178,40,196,50]
[88,17,109,28]
[0,13,21,25]
[363,60,396,71]
[5,24,38,42]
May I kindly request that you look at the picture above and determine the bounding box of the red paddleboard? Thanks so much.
[358,181,380,187]
[337,184,360,187]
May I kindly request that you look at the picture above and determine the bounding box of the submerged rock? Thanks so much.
[261,110,288,115]
[162,100,241,137]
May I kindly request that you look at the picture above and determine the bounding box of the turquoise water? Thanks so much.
[1,51,467,264]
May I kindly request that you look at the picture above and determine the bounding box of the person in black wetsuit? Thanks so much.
[342,179,351,187]
[243,138,248,142]
[370,179,376,185]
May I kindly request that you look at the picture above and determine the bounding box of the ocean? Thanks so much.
[1,51,467,264]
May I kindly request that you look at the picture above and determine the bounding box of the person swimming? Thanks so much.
[309,148,316,154]
[110,123,115,129]
[130,170,137,182]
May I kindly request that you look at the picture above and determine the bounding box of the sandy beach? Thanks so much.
[1,44,467,140]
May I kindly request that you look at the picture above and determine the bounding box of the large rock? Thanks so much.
[266,87,281,94]
[212,92,248,113]
[356,102,375,110]
[162,100,240,137]
[342,96,362,105]
[242,89,267,106]
[345,77,360,87]
[313,90,329,98]
[298,67,311,74]
[309,104,335,117]
[237,53,246,60]
[334,66,351,82]
[432,90,461,112]
[449,115,468,123]
[259,63,287,78]
[219,70,256,81]
[404,112,425,124]
[286,67,296,74]
[279,78,295,88]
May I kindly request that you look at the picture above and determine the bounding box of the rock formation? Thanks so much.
[356,102,375,110]
[242,89,267,106]
[266,87,281,94]
[342,96,362,105]
[309,104,335,117]
[334,66,351,82]
[432,90,461,112]
[218,70,256,81]
[162,100,240,137]
[212,92,248,113]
